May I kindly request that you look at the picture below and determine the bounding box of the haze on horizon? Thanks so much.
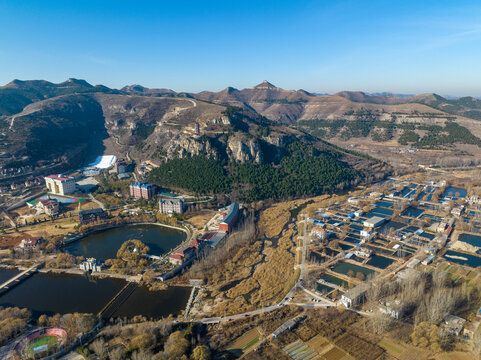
[2,0,481,97]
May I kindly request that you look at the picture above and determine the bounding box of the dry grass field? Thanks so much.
[185,210,216,229]
[0,234,24,249]
[6,216,78,237]
[378,337,432,360]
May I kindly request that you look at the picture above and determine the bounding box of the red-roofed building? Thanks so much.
[169,245,195,265]
[189,238,201,249]
[17,237,43,250]
[36,197,59,216]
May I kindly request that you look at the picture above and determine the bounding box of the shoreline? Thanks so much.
[62,221,190,246]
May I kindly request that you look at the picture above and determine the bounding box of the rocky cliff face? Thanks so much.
[227,136,263,163]
[165,135,218,160]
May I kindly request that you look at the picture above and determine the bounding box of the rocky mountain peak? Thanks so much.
[254,80,278,90]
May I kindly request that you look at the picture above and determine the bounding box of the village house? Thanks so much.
[443,315,466,336]
[340,283,370,308]
[451,206,465,217]
[354,247,372,258]
[363,216,385,229]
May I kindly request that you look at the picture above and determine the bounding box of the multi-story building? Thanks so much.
[159,198,184,214]
[44,174,76,195]
[129,182,155,200]
[115,158,128,174]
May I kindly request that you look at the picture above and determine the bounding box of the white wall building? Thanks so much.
[44,174,76,195]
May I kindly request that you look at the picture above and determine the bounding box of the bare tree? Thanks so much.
[131,349,153,360]
[109,346,125,360]
[369,310,394,335]
[90,338,107,359]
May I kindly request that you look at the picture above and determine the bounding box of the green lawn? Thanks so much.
[378,340,403,355]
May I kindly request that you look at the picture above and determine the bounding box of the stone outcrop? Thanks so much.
[227,136,263,163]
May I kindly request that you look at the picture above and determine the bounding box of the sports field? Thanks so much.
[27,193,84,206]
[24,335,58,355]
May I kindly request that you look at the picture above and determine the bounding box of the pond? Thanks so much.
[343,236,360,244]
[367,255,395,269]
[0,270,189,318]
[376,200,394,208]
[443,187,466,199]
[330,261,377,279]
[367,207,394,218]
[319,273,349,288]
[403,207,423,218]
[444,250,481,268]
[380,221,406,233]
[366,245,394,255]
[458,233,481,248]
[65,224,186,261]
[316,283,335,295]
[338,243,353,251]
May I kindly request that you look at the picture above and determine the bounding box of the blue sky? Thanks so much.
[1,0,481,96]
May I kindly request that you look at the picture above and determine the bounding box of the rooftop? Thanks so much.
[221,202,239,225]
[45,174,74,181]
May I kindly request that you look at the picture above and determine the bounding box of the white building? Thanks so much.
[44,174,76,195]
[79,258,103,272]
[340,283,370,308]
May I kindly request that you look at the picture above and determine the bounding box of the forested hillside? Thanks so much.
[148,142,360,201]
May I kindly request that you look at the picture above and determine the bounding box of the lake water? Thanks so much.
[65,224,186,261]
[0,270,189,318]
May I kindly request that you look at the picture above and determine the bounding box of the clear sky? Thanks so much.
[1,0,481,96]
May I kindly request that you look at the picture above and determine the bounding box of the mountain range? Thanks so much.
[2,78,481,175]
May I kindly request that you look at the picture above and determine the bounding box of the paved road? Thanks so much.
[88,193,105,210]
